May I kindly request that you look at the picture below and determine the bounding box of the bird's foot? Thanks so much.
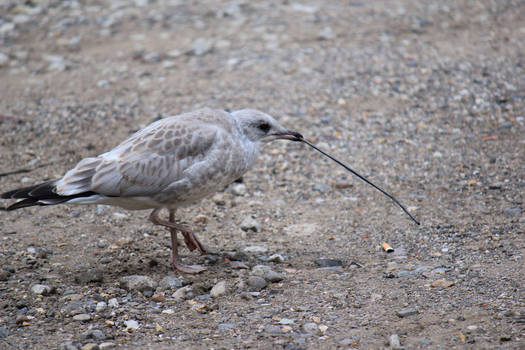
[172,259,207,274]
[181,231,206,255]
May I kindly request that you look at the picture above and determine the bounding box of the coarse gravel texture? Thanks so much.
[1,0,524,349]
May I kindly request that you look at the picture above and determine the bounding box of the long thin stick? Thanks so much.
[300,139,420,225]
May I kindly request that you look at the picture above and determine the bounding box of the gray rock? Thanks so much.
[81,344,99,350]
[75,268,103,284]
[107,298,119,308]
[62,300,85,316]
[265,270,284,283]
[73,313,91,322]
[302,322,319,335]
[340,337,360,346]
[314,258,343,267]
[124,319,139,330]
[0,52,9,67]
[318,26,336,40]
[251,264,272,276]
[503,207,521,217]
[172,286,192,301]
[99,343,116,350]
[119,275,158,292]
[240,217,262,232]
[267,254,285,263]
[81,329,106,340]
[242,245,267,254]
[264,325,282,334]
[231,183,247,196]
[0,326,9,338]
[389,334,401,349]
[43,55,70,72]
[396,307,419,318]
[218,323,235,330]
[279,318,294,325]
[191,38,213,56]
[247,276,267,291]
[95,301,107,312]
[159,276,183,290]
[59,342,79,350]
[210,280,229,298]
[31,284,52,295]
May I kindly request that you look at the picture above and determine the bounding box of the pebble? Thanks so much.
[81,329,106,340]
[0,326,9,338]
[318,26,336,40]
[31,284,52,295]
[159,276,183,290]
[389,334,401,349]
[302,322,320,335]
[99,343,116,349]
[81,344,99,350]
[264,325,282,335]
[172,286,192,301]
[0,52,8,67]
[231,183,247,196]
[210,280,229,298]
[264,270,284,283]
[267,254,285,263]
[396,307,419,318]
[119,275,158,292]
[279,318,294,325]
[218,323,235,330]
[43,54,69,72]
[240,217,262,232]
[95,301,107,312]
[72,313,91,322]
[503,207,521,217]
[242,245,267,254]
[191,38,213,56]
[340,337,360,346]
[75,268,103,284]
[314,258,343,267]
[124,319,139,331]
[431,279,455,288]
[60,342,79,350]
[107,298,119,308]
[247,276,267,291]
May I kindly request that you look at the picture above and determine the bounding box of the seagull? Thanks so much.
[2,108,303,273]
[2,108,419,274]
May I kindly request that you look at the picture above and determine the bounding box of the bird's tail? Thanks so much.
[1,181,96,211]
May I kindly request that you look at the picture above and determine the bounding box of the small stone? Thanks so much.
[166,49,184,58]
[210,280,229,298]
[240,217,262,232]
[340,338,359,346]
[159,276,183,290]
[218,323,235,330]
[318,26,336,40]
[302,322,319,335]
[107,298,119,308]
[503,207,521,217]
[264,325,282,334]
[94,301,106,313]
[75,268,103,284]
[488,182,504,189]
[99,343,116,349]
[191,38,213,56]
[82,329,106,340]
[43,55,69,72]
[267,254,285,263]
[172,286,191,301]
[252,265,272,276]
[242,245,267,254]
[265,270,284,283]
[119,275,158,292]
[318,325,328,333]
[396,307,419,318]
[231,183,247,196]
[151,293,166,302]
[431,279,455,288]
[59,342,78,350]
[247,276,267,291]
[314,258,343,267]
[124,319,139,331]
[389,334,401,349]
[279,318,294,325]
[0,326,9,338]
[73,313,91,322]
[81,343,99,350]
[31,284,52,296]
[466,325,478,332]
[0,52,9,67]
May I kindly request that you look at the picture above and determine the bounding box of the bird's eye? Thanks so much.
[257,122,271,133]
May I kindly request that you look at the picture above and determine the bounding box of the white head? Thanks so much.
[231,109,303,143]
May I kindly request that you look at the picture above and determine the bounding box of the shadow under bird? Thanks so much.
[1,108,419,273]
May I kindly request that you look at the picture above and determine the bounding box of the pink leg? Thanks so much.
[149,209,207,274]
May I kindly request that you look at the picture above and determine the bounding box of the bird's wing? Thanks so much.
[56,117,222,198]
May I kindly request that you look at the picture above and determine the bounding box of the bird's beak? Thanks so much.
[270,129,304,142]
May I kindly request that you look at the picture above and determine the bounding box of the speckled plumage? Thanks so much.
[2,107,302,273]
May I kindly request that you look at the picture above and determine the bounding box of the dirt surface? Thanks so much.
[0,0,524,349]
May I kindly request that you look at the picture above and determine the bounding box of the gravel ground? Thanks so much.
[1,0,524,349]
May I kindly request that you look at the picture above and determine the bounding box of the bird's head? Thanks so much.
[231,109,303,143]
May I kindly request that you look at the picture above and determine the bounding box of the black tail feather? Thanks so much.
[2,181,97,211]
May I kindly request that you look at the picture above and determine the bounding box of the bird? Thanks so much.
[2,108,304,273]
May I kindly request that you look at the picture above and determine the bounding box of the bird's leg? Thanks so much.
[149,209,207,274]
[169,210,206,255]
